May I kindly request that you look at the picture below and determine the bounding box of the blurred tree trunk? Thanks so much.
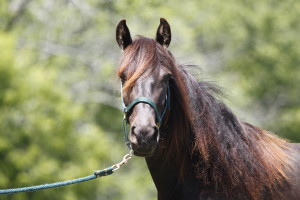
[5,0,31,32]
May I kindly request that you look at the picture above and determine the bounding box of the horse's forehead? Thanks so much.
[139,64,167,80]
[134,72,156,87]
[132,67,165,89]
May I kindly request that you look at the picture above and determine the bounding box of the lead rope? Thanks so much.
[0,84,134,195]
[0,150,133,195]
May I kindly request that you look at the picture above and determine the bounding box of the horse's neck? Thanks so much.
[145,156,177,199]
[145,152,201,200]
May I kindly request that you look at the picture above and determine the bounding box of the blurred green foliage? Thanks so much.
[0,0,299,199]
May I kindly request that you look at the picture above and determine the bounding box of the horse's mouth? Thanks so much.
[133,151,153,157]
[131,144,157,157]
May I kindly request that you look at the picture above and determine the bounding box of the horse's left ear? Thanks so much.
[156,18,171,48]
[116,19,132,50]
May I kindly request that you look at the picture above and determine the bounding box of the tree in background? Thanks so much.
[181,1,300,141]
[0,0,299,199]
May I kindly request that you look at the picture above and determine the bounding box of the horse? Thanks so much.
[115,18,300,200]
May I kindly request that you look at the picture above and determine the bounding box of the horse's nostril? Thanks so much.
[131,126,136,136]
[153,126,159,141]
[131,125,159,142]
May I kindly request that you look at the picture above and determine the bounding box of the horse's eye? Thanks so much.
[120,75,126,85]
[162,73,172,82]
[121,78,126,85]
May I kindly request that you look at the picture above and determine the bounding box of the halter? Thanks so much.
[121,83,171,149]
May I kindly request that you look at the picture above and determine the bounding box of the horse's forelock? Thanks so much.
[118,36,172,93]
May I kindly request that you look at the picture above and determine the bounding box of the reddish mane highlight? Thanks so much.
[117,36,294,200]
[118,37,159,93]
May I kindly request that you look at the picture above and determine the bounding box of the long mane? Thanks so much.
[117,36,293,200]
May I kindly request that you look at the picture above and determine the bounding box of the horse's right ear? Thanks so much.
[116,20,132,50]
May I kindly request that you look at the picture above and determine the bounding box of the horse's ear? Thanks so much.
[116,19,132,50]
[156,18,171,48]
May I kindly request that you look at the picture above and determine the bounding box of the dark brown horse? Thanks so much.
[115,18,300,200]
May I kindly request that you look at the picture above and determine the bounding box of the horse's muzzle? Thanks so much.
[130,125,159,157]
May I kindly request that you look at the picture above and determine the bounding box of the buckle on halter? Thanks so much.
[156,122,160,128]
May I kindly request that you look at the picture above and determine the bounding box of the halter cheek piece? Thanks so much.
[121,83,171,149]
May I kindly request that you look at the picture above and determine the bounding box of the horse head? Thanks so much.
[116,18,173,157]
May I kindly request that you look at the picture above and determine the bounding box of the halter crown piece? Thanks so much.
[120,82,171,149]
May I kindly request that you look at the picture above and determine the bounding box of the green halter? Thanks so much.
[121,83,171,149]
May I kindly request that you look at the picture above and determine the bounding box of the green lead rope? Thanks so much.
[0,168,112,195]
[0,150,133,195]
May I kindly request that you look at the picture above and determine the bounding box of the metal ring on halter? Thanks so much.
[111,150,134,171]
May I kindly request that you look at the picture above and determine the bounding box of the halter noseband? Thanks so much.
[121,83,171,149]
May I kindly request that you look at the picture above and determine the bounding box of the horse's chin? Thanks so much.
[132,145,157,157]
[133,151,154,157]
